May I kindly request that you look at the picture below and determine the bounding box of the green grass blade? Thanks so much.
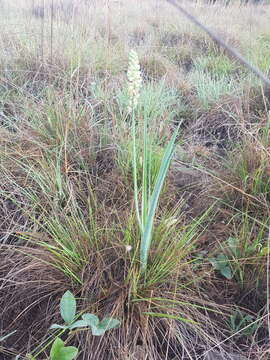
[143,312,197,324]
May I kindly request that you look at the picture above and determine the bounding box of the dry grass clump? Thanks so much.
[128,28,147,47]
[214,135,270,211]
[0,249,69,354]
[188,95,246,145]
[31,0,78,22]
[0,80,225,358]
[0,118,229,358]
[244,84,270,115]
[139,54,174,81]
[165,45,196,74]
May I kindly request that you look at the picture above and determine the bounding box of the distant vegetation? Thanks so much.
[0,0,270,359]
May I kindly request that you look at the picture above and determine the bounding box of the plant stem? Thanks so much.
[132,110,142,232]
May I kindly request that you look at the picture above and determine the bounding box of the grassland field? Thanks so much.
[0,0,270,359]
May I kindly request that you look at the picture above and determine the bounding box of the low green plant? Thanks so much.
[209,253,233,280]
[50,290,120,334]
[50,290,86,331]
[222,131,270,205]
[225,218,268,286]
[189,68,236,109]
[226,235,268,262]
[27,291,120,359]
[194,55,239,77]
[78,315,121,336]
[249,41,270,72]
[25,291,121,360]
[209,213,268,287]
[227,308,259,337]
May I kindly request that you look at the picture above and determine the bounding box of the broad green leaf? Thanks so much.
[216,254,229,266]
[69,320,89,330]
[60,347,79,360]
[220,266,232,279]
[210,254,229,270]
[50,324,68,330]
[98,318,120,331]
[60,291,76,325]
[91,325,106,336]
[50,337,64,358]
[82,314,99,327]
[209,257,218,269]
[81,314,119,336]
[209,254,232,279]
[50,337,78,360]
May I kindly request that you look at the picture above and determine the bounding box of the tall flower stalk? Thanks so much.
[127,50,143,231]
[127,49,179,272]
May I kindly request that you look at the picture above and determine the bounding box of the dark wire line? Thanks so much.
[164,0,270,87]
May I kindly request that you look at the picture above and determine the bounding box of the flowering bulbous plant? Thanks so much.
[127,50,142,113]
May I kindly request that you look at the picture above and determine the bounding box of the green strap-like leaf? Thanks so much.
[140,126,179,271]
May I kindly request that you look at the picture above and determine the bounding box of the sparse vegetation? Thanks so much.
[0,0,270,359]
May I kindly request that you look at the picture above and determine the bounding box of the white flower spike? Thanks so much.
[127,50,142,113]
